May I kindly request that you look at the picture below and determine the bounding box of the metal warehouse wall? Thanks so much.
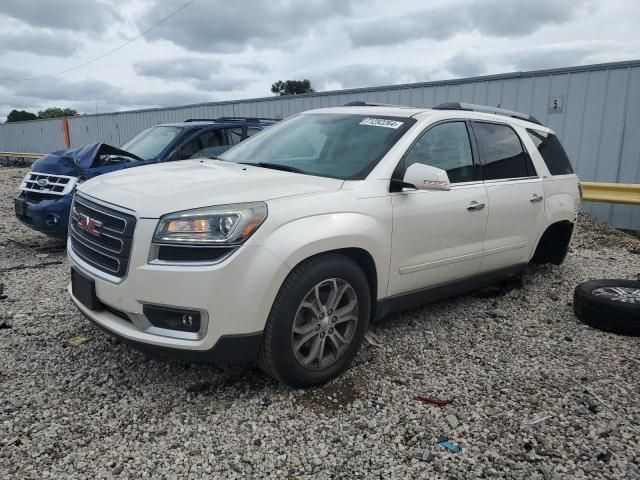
[1,60,639,230]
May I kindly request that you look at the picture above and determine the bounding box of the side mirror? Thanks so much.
[402,163,451,191]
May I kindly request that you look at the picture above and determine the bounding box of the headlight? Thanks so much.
[153,202,267,245]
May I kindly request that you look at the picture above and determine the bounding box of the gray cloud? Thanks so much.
[138,0,358,52]
[348,6,462,47]
[445,52,487,78]
[0,0,120,33]
[311,63,436,90]
[134,57,251,93]
[503,42,611,71]
[348,0,593,47]
[0,65,30,83]
[9,77,121,102]
[0,66,209,114]
[468,0,594,37]
[235,62,271,74]
[134,58,223,82]
[191,77,252,92]
[120,90,210,108]
[0,30,78,57]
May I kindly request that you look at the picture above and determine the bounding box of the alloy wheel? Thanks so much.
[592,286,640,304]
[291,278,359,370]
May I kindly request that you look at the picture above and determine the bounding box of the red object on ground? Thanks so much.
[413,396,450,407]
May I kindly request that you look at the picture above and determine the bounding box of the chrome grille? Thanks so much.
[20,171,77,197]
[69,194,136,278]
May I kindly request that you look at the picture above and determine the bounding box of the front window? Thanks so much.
[402,122,475,183]
[219,113,415,179]
[120,126,182,161]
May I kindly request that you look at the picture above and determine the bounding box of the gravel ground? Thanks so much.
[1,165,639,479]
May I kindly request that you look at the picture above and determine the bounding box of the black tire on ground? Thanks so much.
[573,279,640,336]
[257,253,371,388]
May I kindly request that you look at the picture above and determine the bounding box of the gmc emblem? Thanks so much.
[72,207,102,237]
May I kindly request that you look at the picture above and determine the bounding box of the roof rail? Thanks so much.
[432,102,543,125]
[183,118,219,122]
[343,101,411,108]
[217,116,279,123]
[183,117,280,123]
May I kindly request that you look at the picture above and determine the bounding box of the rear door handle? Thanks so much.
[466,201,485,211]
[530,194,544,203]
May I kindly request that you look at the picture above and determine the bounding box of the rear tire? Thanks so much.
[573,279,640,336]
[258,253,370,387]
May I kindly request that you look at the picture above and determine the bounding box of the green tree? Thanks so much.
[37,107,78,119]
[271,79,314,96]
[6,109,37,123]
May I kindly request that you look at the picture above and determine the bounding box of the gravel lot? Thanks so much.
[1,165,639,479]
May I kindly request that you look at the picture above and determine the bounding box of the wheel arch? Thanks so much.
[262,212,391,300]
[286,247,379,320]
[531,220,575,265]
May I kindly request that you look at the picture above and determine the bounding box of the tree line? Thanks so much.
[5,107,78,123]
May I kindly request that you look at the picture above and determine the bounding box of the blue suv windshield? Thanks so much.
[219,113,415,180]
[120,126,183,160]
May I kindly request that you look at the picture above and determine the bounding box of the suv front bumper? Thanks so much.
[68,218,290,365]
[14,194,71,238]
[71,292,263,364]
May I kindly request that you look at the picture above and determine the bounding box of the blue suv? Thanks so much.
[14,117,276,238]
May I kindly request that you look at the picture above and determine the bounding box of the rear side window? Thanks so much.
[527,129,574,175]
[473,122,532,180]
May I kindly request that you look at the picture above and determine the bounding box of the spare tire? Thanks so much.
[574,279,640,336]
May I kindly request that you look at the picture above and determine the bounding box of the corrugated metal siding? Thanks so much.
[1,60,639,230]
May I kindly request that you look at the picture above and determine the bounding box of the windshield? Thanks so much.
[219,113,415,179]
[120,126,182,160]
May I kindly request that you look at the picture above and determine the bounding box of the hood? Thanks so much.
[31,143,142,176]
[78,160,344,218]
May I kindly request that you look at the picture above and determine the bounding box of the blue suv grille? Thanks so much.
[69,194,136,278]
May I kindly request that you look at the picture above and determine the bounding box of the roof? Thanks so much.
[305,106,425,118]
[302,104,552,131]
[155,118,277,128]
[414,109,553,132]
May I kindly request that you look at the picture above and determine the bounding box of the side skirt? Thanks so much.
[375,263,527,320]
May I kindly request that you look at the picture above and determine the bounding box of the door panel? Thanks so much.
[388,183,488,296]
[480,179,544,271]
[470,121,546,272]
[388,120,488,296]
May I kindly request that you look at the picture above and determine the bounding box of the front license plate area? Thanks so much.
[71,268,98,311]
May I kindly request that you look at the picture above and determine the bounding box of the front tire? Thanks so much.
[258,253,371,387]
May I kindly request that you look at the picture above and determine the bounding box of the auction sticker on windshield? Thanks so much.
[359,118,404,129]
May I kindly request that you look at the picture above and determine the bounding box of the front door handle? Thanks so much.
[530,194,544,203]
[466,201,486,211]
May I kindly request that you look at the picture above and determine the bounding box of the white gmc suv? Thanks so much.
[68,103,580,387]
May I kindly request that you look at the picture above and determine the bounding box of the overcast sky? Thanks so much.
[1,0,639,121]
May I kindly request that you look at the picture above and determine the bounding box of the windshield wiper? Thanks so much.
[241,162,306,174]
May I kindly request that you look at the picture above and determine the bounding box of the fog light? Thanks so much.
[143,305,201,333]
[45,214,59,225]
